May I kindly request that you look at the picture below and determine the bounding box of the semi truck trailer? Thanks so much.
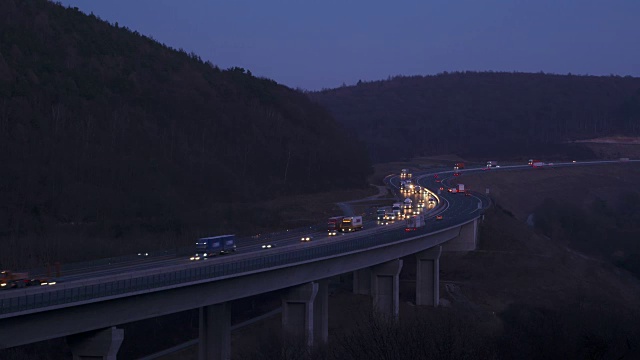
[190,235,236,260]
[341,216,363,232]
[405,214,425,231]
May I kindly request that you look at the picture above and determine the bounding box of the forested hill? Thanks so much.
[311,72,640,162]
[0,0,371,237]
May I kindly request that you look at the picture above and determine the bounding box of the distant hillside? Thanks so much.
[0,0,371,241]
[311,72,640,162]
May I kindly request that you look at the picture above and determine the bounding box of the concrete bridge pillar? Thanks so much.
[415,246,441,306]
[371,259,403,320]
[67,326,124,360]
[353,267,371,295]
[199,303,231,360]
[442,218,477,251]
[281,282,319,347]
[313,279,329,344]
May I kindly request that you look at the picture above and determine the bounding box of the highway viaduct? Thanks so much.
[0,177,484,359]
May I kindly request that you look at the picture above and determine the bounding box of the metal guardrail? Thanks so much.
[0,210,486,316]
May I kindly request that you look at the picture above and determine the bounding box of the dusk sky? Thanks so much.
[58,0,639,90]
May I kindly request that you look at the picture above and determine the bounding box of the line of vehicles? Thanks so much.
[191,165,484,262]
[3,165,475,287]
[189,215,369,261]
[453,161,499,171]
[5,166,466,283]
[452,159,591,170]
[1,270,56,290]
[186,159,604,262]
[379,201,433,230]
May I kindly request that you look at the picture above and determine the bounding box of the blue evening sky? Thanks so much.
[58,0,639,90]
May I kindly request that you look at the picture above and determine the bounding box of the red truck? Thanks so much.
[1,270,55,289]
[454,162,465,170]
[328,216,345,236]
[448,184,465,193]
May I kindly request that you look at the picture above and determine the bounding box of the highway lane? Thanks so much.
[7,213,407,290]
[17,158,614,294]
[30,159,565,286]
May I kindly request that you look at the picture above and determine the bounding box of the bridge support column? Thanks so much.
[281,282,319,347]
[443,219,477,251]
[199,303,231,360]
[371,259,403,320]
[416,246,441,306]
[353,268,371,295]
[67,326,124,360]
[313,280,329,344]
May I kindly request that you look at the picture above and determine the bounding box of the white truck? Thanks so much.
[341,216,363,232]
[392,202,403,218]
[448,184,465,193]
[405,214,425,231]
[403,198,413,215]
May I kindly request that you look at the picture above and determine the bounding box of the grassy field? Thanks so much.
[415,161,640,306]
[461,162,640,219]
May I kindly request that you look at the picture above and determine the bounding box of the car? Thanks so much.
[465,192,471,196]
[261,244,274,249]
[439,187,444,191]
[436,215,443,220]
[301,236,313,242]
[453,172,460,177]
[328,230,338,236]
[435,179,441,183]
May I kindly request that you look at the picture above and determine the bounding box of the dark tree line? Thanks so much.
[0,0,372,245]
[312,72,640,162]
